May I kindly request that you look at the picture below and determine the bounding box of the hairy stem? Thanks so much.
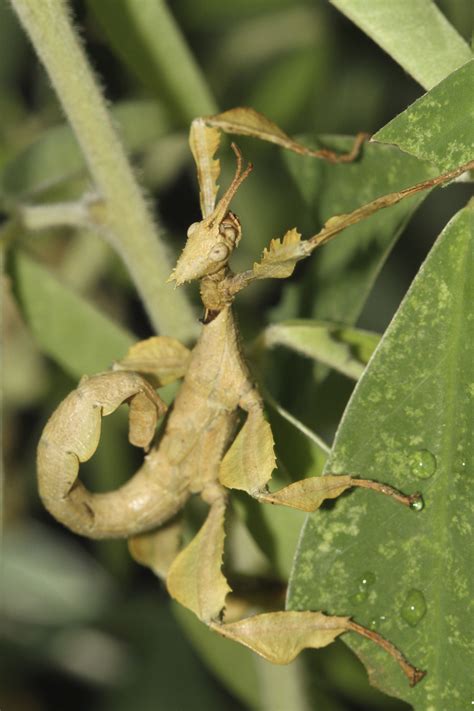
[11,0,198,342]
[20,200,91,231]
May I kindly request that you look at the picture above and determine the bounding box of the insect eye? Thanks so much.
[187,222,200,237]
[209,243,230,262]
[219,222,238,242]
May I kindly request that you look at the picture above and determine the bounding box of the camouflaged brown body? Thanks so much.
[37,306,252,538]
[156,305,252,498]
[34,107,465,682]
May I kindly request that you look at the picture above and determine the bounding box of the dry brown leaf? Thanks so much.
[166,497,231,622]
[114,336,191,387]
[219,408,276,493]
[211,611,349,664]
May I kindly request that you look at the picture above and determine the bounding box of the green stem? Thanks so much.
[20,200,90,231]
[11,0,198,343]
[254,656,311,711]
[89,0,218,123]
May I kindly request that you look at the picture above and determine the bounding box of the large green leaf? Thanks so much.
[11,250,134,378]
[288,201,473,707]
[261,319,380,380]
[1,100,170,199]
[374,59,474,172]
[284,138,438,324]
[330,0,472,90]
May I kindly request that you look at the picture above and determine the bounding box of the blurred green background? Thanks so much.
[1,1,471,709]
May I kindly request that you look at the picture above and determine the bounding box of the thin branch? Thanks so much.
[20,200,92,231]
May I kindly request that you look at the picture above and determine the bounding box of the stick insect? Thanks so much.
[37,107,473,686]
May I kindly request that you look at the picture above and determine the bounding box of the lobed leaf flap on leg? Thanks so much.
[128,516,183,580]
[114,335,191,387]
[211,612,425,684]
[128,390,166,449]
[257,475,353,511]
[166,497,231,623]
[211,611,349,664]
[252,228,305,280]
[204,107,367,163]
[219,407,276,494]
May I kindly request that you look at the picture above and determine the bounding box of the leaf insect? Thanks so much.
[37,107,473,686]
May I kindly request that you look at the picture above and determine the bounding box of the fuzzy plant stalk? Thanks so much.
[10,0,198,342]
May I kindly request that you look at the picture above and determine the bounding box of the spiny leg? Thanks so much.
[222,159,474,300]
[189,107,368,218]
[213,390,425,684]
[218,389,421,512]
[196,107,369,164]
[147,433,425,685]
[211,611,425,687]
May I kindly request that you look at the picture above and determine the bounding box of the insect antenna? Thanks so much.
[213,143,253,221]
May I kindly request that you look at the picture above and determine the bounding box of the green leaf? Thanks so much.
[2,100,170,198]
[330,0,472,90]
[284,137,438,324]
[288,202,473,707]
[3,522,113,624]
[11,250,134,378]
[101,595,238,711]
[173,604,261,710]
[174,0,307,30]
[261,319,380,380]
[374,60,474,172]
[88,0,217,122]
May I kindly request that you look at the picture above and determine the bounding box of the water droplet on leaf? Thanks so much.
[350,571,375,604]
[369,614,387,630]
[408,449,436,479]
[350,590,367,605]
[410,495,424,512]
[359,571,376,587]
[401,589,427,626]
